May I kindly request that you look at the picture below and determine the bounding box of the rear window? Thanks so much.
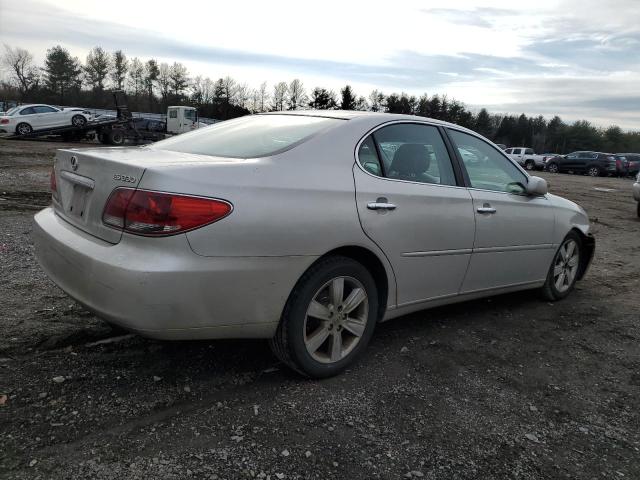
[152,114,343,158]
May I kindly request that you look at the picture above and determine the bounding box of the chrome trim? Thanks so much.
[367,202,397,211]
[401,248,472,257]
[473,244,554,253]
[60,170,95,189]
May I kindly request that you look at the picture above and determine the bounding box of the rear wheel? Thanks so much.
[107,129,125,146]
[587,165,601,177]
[16,123,32,135]
[547,162,559,173]
[525,160,535,171]
[71,115,87,128]
[541,232,582,301]
[269,256,378,378]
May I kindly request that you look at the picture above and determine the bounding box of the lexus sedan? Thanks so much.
[0,104,91,135]
[34,111,595,378]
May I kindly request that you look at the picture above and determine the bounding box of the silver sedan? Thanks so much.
[33,111,595,377]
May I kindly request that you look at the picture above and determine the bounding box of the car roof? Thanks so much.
[260,110,476,133]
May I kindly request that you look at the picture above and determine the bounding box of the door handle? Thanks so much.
[367,197,396,211]
[476,205,496,214]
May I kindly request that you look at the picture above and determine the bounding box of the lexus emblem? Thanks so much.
[70,156,78,171]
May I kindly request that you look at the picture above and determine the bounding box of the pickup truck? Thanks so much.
[504,147,546,171]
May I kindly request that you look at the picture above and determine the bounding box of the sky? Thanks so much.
[1,0,639,128]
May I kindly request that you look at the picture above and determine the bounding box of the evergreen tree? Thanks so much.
[110,50,128,90]
[43,45,82,103]
[84,47,111,91]
[308,87,337,110]
[340,85,357,110]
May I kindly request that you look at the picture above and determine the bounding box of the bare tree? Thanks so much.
[157,62,171,103]
[222,76,237,104]
[1,45,39,97]
[258,81,269,112]
[272,81,288,111]
[127,57,145,97]
[235,82,249,108]
[110,50,128,90]
[169,62,189,96]
[287,78,307,110]
[368,89,385,112]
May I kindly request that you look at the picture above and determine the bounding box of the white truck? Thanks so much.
[166,106,200,134]
[504,147,546,171]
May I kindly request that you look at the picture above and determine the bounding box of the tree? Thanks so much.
[110,50,128,90]
[308,87,337,109]
[368,90,385,112]
[1,45,40,97]
[257,81,269,112]
[84,46,111,91]
[235,83,249,108]
[168,62,189,97]
[287,79,307,110]
[156,62,171,104]
[340,85,357,110]
[272,81,288,111]
[43,45,82,103]
[385,92,416,114]
[144,59,159,107]
[222,76,237,104]
[128,57,145,97]
[474,108,493,138]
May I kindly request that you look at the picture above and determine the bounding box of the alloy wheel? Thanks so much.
[548,164,558,173]
[553,239,580,293]
[17,123,32,135]
[588,167,600,177]
[72,115,86,127]
[303,276,368,364]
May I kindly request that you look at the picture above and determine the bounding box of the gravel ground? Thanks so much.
[0,138,639,479]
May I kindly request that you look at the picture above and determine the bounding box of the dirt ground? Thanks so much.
[0,137,638,480]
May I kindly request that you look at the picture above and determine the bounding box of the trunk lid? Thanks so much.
[54,146,224,243]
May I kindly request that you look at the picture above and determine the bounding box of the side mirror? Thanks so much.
[526,176,548,196]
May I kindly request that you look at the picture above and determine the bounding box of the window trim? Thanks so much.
[443,127,533,196]
[353,120,466,189]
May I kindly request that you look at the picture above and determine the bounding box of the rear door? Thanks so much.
[353,122,475,306]
[446,129,555,292]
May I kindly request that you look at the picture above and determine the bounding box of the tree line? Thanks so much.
[1,44,639,153]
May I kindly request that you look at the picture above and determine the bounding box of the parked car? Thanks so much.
[0,104,92,135]
[33,111,595,378]
[634,172,640,217]
[616,153,640,177]
[545,151,619,176]
[496,143,507,150]
[504,147,546,170]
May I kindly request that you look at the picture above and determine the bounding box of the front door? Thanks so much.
[353,122,475,307]
[446,129,556,293]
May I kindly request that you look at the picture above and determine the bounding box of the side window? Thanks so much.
[448,129,528,194]
[525,148,534,155]
[34,106,57,113]
[505,148,512,154]
[513,148,521,155]
[357,136,382,176]
[20,107,35,115]
[369,123,457,186]
[168,109,178,119]
[567,153,578,159]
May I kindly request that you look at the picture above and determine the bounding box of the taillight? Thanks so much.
[102,188,232,236]
[50,167,58,199]
[0,119,9,125]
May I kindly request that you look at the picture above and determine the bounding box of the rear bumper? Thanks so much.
[633,182,640,201]
[33,208,316,340]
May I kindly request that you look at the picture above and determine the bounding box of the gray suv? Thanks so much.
[546,151,619,177]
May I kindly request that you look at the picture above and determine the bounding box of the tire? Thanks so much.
[16,123,32,135]
[269,256,378,378]
[547,162,559,173]
[107,129,125,146]
[637,202,640,218]
[541,231,582,301]
[525,160,535,171]
[71,115,87,128]
[587,165,601,177]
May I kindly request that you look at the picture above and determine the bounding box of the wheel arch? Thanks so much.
[569,227,595,280]
[296,245,393,322]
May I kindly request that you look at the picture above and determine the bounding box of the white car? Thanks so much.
[504,147,546,170]
[0,104,92,135]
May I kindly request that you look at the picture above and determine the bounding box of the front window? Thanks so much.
[184,109,196,121]
[152,114,343,158]
[448,129,527,194]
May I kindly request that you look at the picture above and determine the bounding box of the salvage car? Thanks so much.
[33,111,595,377]
[0,104,92,135]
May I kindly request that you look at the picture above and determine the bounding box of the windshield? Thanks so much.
[184,109,196,121]
[152,114,344,158]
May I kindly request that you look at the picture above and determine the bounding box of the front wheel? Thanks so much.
[16,123,32,135]
[547,162,559,173]
[587,166,601,177]
[269,256,378,378]
[525,160,535,171]
[541,232,582,301]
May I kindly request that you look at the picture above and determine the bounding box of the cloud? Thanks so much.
[423,7,516,28]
